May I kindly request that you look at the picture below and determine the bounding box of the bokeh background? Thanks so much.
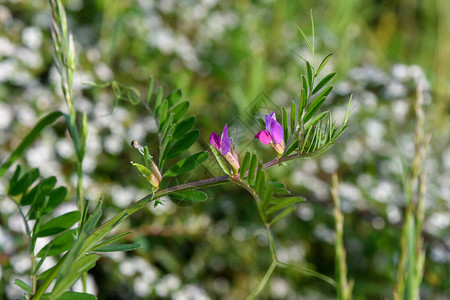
[0,0,449,299]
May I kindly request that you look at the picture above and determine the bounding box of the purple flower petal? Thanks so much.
[269,112,276,121]
[270,119,284,145]
[264,114,272,130]
[220,124,231,155]
[255,130,272,145]
[210,132,221,151]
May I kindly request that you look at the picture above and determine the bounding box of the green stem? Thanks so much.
[331,173,352,300]
[7,197,37,295]
[246,261,278,300]
[265,223,277,261]
[230,177,279,297]
[278,261,336,287]
[32,253,67,300]
[77,162,84,213]
[154,151,307,198]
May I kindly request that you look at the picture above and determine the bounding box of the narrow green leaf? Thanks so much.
[159,124,174,168]
[290,101,296,134]
[76,195,156,264]
[143,146,152,170]
[269,206,295,226]
[171,101,189,122]
[167,89,182,107]
[267,197,305,214]
[82,199,103,235]
[9,168,40,197]
[308,123,321,153]
[171,190,207,203]
[41,291,97,300]
[304,111,329,131]
[262,184,273,211]
[282,108,288,143]
[284,140,298,156]
[14,279,31,294]
[254,165,265,196]
[247,154,258,185]
[306,62,313,91]
[52,254,99,298]
[297,25,312,52]
[273,188,291,195]
[22,175,56,206]
[172,116,195,140]
[299,88,307,121]
[291,50,307,63]
[33,250,49,275]
[302,75,308,95]
[92,231,132,250]
[38,263,55,280]
[300,126,313,153]
[158,100,169,130]
[303,86,333,123]
[269,182,286,189]
[278,262,336,287]
[0,111,63,177]
[316,53,334,76]
[154,86,164,114]
[37,211,81,237]
[312,72,336,95]
[10,164,21,184]
[37,230,76,257]
[159,113,174,147]
[164,151,209,177]
[240,152,251,179]
[269,182,291,195]
[210,145,231,175]
[166,130,199,160]
[147,76,154,106]
[94,243,141,252]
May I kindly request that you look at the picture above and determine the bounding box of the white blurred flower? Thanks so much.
[173,284,210,300]
[0,36,15,56]
[271,277,291,299]
[426,212,450,235]
[0,226,15,253]
[313,224,335,243]
[386,204,401,224]
[73,274,97,295]
[111,185,136,207]
[296,203,314,221]
[155,274,181,297]
[10,252,31,274]
[277,244,305,263]
[320,155,338,173]
[0,102,13,130]
[134,275,153,297]
[22,26,43,50]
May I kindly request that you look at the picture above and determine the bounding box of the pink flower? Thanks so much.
[210,124,240,173]
[255,112,285,156]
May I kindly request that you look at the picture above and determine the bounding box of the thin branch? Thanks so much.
[154,151,307,198]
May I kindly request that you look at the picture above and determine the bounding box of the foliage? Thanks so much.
[0,0,447,299]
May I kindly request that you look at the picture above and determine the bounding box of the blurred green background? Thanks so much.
[0,0,449,299]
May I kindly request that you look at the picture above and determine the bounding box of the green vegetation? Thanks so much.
[0,0,448,299]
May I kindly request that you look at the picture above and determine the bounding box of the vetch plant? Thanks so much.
[0,3,356,299]
[255,112,285,156]
[210,124,240,175]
